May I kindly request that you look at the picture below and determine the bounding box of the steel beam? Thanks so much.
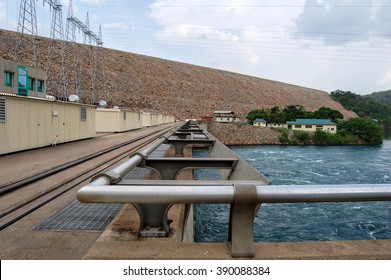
[142,158,238,180]
[166,139,215,156]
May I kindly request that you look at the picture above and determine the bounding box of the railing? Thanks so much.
[78,180,391,257]
[77,120,391,258]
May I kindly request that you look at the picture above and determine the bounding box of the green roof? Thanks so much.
[253,118,267,122]
[286,119,336,125]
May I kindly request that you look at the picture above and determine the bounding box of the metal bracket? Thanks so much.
[90,170,121,184]
[133,203,173,237]
[228,183,258,258]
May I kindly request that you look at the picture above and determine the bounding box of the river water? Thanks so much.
[194,140,391,242]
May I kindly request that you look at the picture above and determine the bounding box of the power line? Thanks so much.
[15,0,105,103]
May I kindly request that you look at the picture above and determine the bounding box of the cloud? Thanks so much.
[293,0,391,45]
[145,0,391,94]
[377,70,391,86]
[148,0,304,73]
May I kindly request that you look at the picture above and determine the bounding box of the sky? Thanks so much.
[1,0,391,95]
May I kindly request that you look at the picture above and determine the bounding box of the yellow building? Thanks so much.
[253,118,267,127]
[213,111,240,123]
[286,119,337,133]
[1,59,96,154]
[0,93,96,154]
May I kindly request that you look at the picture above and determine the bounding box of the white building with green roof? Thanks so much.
[286,119,337,133]
[253,118,267,127]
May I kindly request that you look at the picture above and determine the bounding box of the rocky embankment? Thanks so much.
[208,123,281,145]
[0,29,357,121]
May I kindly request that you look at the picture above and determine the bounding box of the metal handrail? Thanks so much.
[78,181,391,204]
[89,130,176,186]
[77,181,391,258]
[77,120,391,258]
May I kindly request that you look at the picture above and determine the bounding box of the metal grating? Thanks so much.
[80,106,87,121]
[122,167,152,180]
[36,144,171,231]
[35,201,122,232]
[149,144,170,158]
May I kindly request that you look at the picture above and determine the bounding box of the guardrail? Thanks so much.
[78,180,391,257]
[77,120,391,258]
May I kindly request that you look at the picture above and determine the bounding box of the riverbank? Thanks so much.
[207,123,282,145]
[207,122,384,146]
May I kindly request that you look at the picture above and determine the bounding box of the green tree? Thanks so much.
[338,118,383,145]
[246,108,270,123]
[331,90,391,126]
[313,107,343,122]
[282,105,309,121]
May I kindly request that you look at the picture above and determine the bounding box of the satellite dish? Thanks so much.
[98,100,108,108]
[68,94,80,102]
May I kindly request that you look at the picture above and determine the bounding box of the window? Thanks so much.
[316,125,323,131]
[80,106,87,121]
[0,97,5,123]
[295,125,301,128]
[28,77,36,91]
[4,71,14,87]
[18,66,28,96]
[123,111,127,120]
[305,125,312,128]
[37,80,44,92]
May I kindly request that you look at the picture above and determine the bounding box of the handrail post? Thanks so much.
[228,183,258,258]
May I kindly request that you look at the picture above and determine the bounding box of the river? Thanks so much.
[194,140,391,242]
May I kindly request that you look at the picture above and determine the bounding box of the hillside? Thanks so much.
[0,29,356,120]
[367,90,391,106]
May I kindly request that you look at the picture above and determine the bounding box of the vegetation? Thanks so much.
[367,90,391,106]
[330,90,391,126]
[338,118,383,145]
[246,103,383,145]
[275,118,383,145]
[246,105,343,123]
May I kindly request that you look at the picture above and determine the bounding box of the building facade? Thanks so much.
[213,111,241,123]
[253,118,267,127]
[286,119,337,133]
[1,58,47,98]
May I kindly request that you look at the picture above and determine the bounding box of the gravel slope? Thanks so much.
[0,29,356,120]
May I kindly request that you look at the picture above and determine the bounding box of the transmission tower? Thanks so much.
[49,0,64,41]
[65,0,76,42]
[65,5,104,105]
[96,25,107,102]
[44,0,67,100]
[65,0,79,98]
[17,0,39,68]
[17,0,38,35]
